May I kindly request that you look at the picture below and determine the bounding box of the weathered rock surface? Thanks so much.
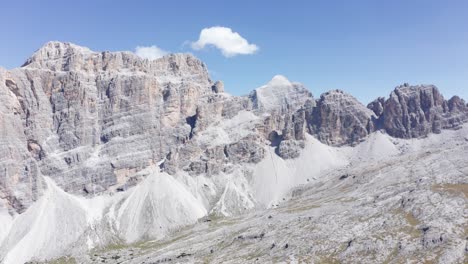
[367,97,385,117]
[211,81,224,93]
[307,90,375,146]
[373,84,468,138]
[1,42,219,212]
[249,75,312,115]
[276,139,305,159]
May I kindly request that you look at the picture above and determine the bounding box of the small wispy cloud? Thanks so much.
[135,45,168,60]
[191,26,259,57]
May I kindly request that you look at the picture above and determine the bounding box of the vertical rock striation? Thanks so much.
[307,90,375,146]
[370,84,468,138]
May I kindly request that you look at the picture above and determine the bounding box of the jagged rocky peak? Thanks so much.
[381,83,468,138]
[22,41,211,83]
[447,95,467,112]
[24,41,93,65]
[246,75,313,158]
[211,80,224,93]
[307,89,375,146]
[250,75,313,114]
[367,97,385,117]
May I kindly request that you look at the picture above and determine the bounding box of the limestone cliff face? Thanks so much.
[0,42,467,214]
[248,75,314,159]
[1,42,215,212]
[307,90,375,146]
[370,84,468,138]
[249,75,312,115]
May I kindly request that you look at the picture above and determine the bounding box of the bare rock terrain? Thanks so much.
[0,42,467,263]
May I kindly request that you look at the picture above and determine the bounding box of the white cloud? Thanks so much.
[191,26,259,57]
[135,45,168,60]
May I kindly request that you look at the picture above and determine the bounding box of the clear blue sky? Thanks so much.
[2,0,468,103]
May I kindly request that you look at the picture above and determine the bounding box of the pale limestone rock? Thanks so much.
[308,90,375,146]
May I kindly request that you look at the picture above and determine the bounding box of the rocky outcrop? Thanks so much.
[307,90,375,146]
[249,75,312,115]
[273,108,307,159]
[247,75,313,159]
[276,140,305,159]
[367,97,385,117]
[211,81,224,93]
[372,84,468,138]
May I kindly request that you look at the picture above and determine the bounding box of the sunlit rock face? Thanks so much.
[249,74,312,114]
[375,84,468,138]
[0,42,215,212]
[307,89,375,146]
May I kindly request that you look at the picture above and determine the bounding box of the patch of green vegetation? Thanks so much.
[89,236,127,255]
[98,242,127,252]
[36,256,77,264]
[92,224,197,258]
[281,203,321,213]
[136,230,194,252]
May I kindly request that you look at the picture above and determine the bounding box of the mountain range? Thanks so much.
[0,42,466,263]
